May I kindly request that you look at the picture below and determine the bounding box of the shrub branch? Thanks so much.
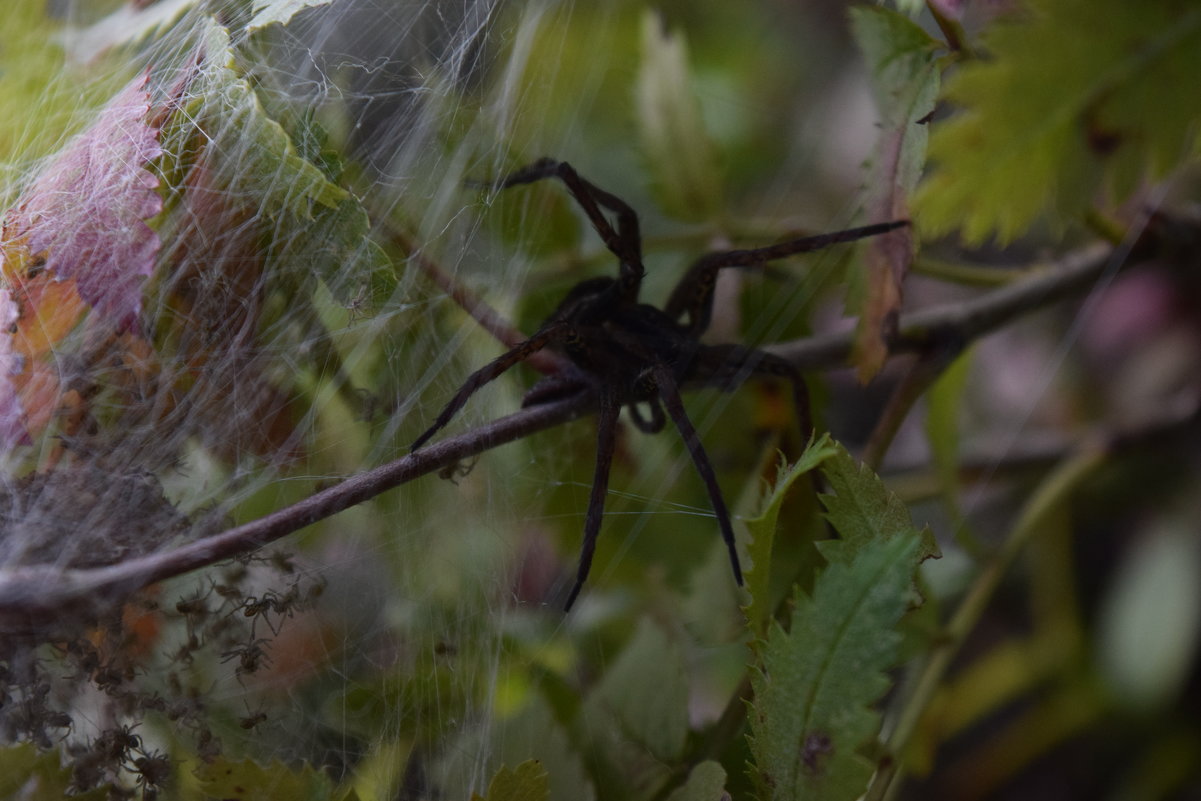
[0,238,1164,629]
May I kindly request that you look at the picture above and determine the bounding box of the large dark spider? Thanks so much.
[412,159,905,609]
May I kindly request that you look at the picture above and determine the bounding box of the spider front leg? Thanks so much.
[411,320,569,451]
[494,159,645,298]
[650,364,744,588]
[665,220,909,336]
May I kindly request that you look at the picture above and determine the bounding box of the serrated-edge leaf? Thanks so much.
[915,0,1201,244]
[818,441,939,565]
[276,193,393,305]
[749,533,920,801]
[635,9,722,221]
[743,434,838,634]
[197,21,348,217]
[248,0,336,32]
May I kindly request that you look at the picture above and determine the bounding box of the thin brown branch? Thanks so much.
[0,394,591,633]
[386,223,567,375]
[0,241,1139,631]
[768,241,1117,370]
[861,342,962,470]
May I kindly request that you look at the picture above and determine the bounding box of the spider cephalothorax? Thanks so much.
[412,158,905,609]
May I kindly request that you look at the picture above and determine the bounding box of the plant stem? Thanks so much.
[866,441,1108,801]
[0,240,1140,631]
[0,393,590,633]
[770,241,1116,370]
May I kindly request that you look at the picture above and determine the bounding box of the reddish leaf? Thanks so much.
[6,74,163,331]
[0,290,27,446]
[849,8,939,382]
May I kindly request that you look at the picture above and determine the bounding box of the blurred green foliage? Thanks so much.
[3,1,1201,800]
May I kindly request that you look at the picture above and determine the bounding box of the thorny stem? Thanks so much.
[0,240,1147,628]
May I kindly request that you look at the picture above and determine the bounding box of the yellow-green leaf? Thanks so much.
[635,10,722,222]
[195,757,340,801]
[916,0,1201,244]
[473,760,551,801]
[0,744,109,801]
[742,434,838,636]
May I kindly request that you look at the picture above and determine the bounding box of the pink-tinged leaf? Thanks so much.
[8,74,163,331]
[849,8,940,382]
[0,289,29,447]
[854,132,914,383]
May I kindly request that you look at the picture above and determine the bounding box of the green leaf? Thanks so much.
[635,10,722,221]
[915,0,1201,244]
[742,434,838,636]
[486,177,583,258]
[848,6,939,381]
[472,761,551,801]
[0,1,131,185]
[748,533,920,801]
[0,744,109,801]
[190,21,348,218]
[664,761,728,801]
[273,194,395,307]
[248,0,336,32]
[585,618,689,762]
[195,757,340,801]
[818,441,939,566]
[1098,522,1201,710]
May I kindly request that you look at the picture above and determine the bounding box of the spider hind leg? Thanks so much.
[564,389,622,611]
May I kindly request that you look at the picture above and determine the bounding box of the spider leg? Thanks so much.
[521,365,595,408]
[565,388,621,611]
[666,220,909,336]
[688,344,813,442]
[650,364,744,588]
[496,159,645,297]
[411,321,568,451]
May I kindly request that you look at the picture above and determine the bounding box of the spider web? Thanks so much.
[0,1,1175,799]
